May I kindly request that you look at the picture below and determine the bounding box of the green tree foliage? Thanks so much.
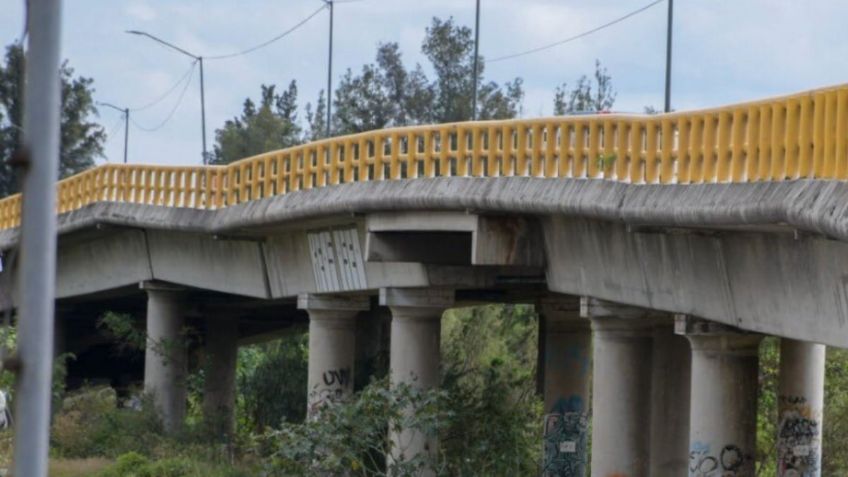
[211,81,301,165]
[236,332,309,433]
[0,43,105,198]
[329,17,523,136]
[553,60,616,115]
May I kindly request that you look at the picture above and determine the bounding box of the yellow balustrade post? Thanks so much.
[798,96,814,178]
[769,103,787,181]
[716,112,731,182]
[645,120,659,183]
[359,137,370,182]
[389,133,401,179]
[701,114,717,183]
[544,122,557,178]
[756,104,773,181]
[730,109,747,182]
[823,91,839,178]
[812,91,827,178]
[406,132,418,179]
[487,126,500,177]
[374,134,386,181]
[423,130,435,178]
[604,120,617,180]
[785,99,800,180]
[835,89,848,179]
[472,126,484,177]
[559,122,572,178]
[629,123,644,183]
[587,120,600,179]
[343,140,354,183]
[616,120,630,182]
[515,123,527,176]
[502,125,515,176]
[677,118,691,184]
[573,122,586,178]
[455,126,468,177]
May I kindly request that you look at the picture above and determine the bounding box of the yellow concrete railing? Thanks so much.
[1,83,847,230]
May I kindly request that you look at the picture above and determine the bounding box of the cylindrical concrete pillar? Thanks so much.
[777,339,826,477]
[678,316,762,477]
[306,310,357,414]
[298,294,369,417]
[586,308,654,477]
[202,316,239,437]
[143,285,188,433]
[649,322,692,476]
[381,288,454,474]
[538,297,591,477]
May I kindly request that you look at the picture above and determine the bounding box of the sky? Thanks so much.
[2,0,848,166]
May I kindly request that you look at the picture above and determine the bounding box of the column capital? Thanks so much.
[379,288,454,309]
[297,293,370,312]
[537,294,585,331]
[674,314,762,353]
[139,280,185,293]
[581,297,661,334]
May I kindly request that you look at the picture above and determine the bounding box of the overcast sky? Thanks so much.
[2,1,848,166]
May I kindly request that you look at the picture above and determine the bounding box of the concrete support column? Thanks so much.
[676,315,762,477]
[582,297,655,477]
[649,320,692,476]
[380,288,454,473]
[537,296,591,476]
[202,316,239,438]
[299,294,369,416]
[777,339,826,477]
[142,282,188,433]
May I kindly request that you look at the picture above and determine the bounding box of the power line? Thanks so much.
[129,61,197,112]
[489,0,664,63]
[130,60,197,132]
[204,5,327,60]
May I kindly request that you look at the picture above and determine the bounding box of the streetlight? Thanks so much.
[323,0,334,137]
[472,0,480,120]
[98,102,130,164]
[664,0,673,113]
[126,30,208,164]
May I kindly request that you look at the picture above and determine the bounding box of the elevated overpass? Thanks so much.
[2,83,847,476]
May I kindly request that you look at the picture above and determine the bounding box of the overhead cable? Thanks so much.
[489,0,664,62]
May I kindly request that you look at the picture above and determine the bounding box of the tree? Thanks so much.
[553,60,616,115]
[211,81,302,165]
[0,43,105,198]
[329,17,523,136]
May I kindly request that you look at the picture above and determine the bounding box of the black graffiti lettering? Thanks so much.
[322,367,351,387]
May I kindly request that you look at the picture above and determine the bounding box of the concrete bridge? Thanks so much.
[2,84,848,476]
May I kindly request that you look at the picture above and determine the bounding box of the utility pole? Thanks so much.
[126,30,208,164]
[472,0,481,120]
[325,0,334,137]
[99,102,130,163]
[13,0,62,475]
[664,0,673,113]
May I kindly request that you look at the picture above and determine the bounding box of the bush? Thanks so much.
[97,452,251,477]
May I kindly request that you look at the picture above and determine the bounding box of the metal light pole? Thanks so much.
[324,0,334,137]
[126,30,208,164]
[472,0,480,120]
[664,0,673,113]
[99,102,130,163]
[13,0,62,475]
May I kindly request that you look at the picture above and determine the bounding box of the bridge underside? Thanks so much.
[2,176,846,347]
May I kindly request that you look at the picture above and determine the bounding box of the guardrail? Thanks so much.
[1,83,847,230]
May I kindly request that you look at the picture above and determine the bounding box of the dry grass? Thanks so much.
[49,457,112,477]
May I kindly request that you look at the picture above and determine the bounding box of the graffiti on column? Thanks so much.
[308,367,352,416]
[541,405,588,477]
[688,441,750,477]
[777,395,820,477]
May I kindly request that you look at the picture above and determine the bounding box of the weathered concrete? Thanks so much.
[537,296,590,477]
[381,288,454,474]
[777,339,826,477]
[146,230,268,298]
[298,294,369,416]
[202,316,239,437]
[677,316,762,477]
[649,320,692,476]
[582,298,654,477]
[5,177,848,346]
[142,282,188,433]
